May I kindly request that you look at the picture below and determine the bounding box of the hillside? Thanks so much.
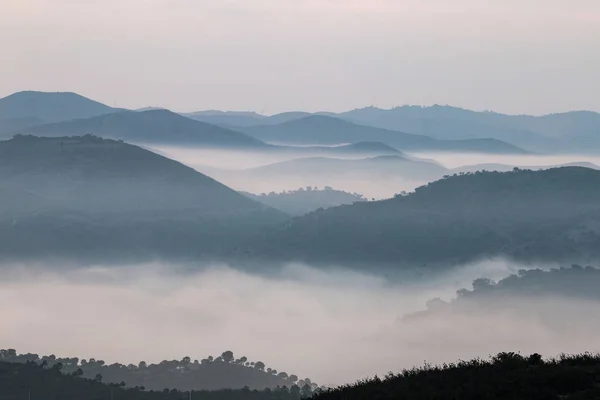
[242,115,528,154]
[0,91,116,123]
[11,109,267,148]
[0,135,286,261]
[0,349,316,392]
[241,187,365,216]
[0,360,310,400]
[315,352,600,400]
[404,265,600,324]
[238,167,600,268]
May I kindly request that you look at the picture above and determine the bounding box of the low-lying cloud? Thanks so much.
[4,259,597,387]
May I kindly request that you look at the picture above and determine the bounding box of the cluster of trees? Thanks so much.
[403,265,600,328]
[314,352,600,399]
[0,360,316,400]
[242,187,364,216]
[0,350,318,392]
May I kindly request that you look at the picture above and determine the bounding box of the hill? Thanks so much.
[315,352,600,400]
[340,105,600,153]
[0,349,317,393]
[0,135,286,261]
[242,115,528,154]
[0,360,311,400]
[238,167,600,268]
[0,91,116,124]
[404,265,600,324]
[10,110,267,148]
[241,187,366,216]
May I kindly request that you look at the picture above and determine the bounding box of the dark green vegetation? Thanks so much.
[314,352,600,400]
[240,167,600,267]
[0,350,317,392]
[0,360,313,400]
[13,109,267,148]
[241,115,528,154]
[241,187,365,216]
[0,135,286,261]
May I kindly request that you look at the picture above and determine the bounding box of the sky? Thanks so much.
[1,0,599,115]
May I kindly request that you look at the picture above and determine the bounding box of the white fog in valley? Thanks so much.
[150,146,600,199]
[2,260,599,387]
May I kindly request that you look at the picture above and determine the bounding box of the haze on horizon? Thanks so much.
[1,0,599,115]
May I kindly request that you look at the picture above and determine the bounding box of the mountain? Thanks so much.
[340,105,600,153]
[0,91,116,124]
[242,115,528,154]
[0,135,286,261]
[1,349,315,392]
[238,167,600,268]
[11,109,267,148]
[241,187,366,216]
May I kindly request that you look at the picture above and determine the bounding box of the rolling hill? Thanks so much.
[238,167,600,268]
[0,135,286,261]
[11,109,267,148]
[242,115,528,154]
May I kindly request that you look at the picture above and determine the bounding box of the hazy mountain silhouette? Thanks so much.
[0,135,286,261]
[244,155,447,182]
[12,110,267,148]
[340,105,600,152]
[241,187,366,216]
[242,115,528,154]
[0,91,116,124]
[452,161,600,174]
[239,167,600,268]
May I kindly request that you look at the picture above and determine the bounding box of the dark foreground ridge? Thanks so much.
[4,352,600,399]
[315,352,600,400]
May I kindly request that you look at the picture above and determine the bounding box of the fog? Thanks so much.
[4,259,598,387]
[149,146,600,199]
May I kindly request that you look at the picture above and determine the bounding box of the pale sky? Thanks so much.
[1,0,599,114]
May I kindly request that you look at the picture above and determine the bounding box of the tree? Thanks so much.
[181,356,191,365]
[254,361,265,371]
[94,373,103,382]
[221,351,234,363]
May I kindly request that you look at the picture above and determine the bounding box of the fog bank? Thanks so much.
[1,260,596,387]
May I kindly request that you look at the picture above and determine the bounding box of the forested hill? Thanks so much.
[0,361,312,400]
[0,135,286,261]
[240,167,600,268]
[0,350,317,393]
[314,352,600,400]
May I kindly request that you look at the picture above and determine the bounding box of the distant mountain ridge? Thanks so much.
[11,109,267,148]
[0,91,117,123]
[241,115,529,155]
